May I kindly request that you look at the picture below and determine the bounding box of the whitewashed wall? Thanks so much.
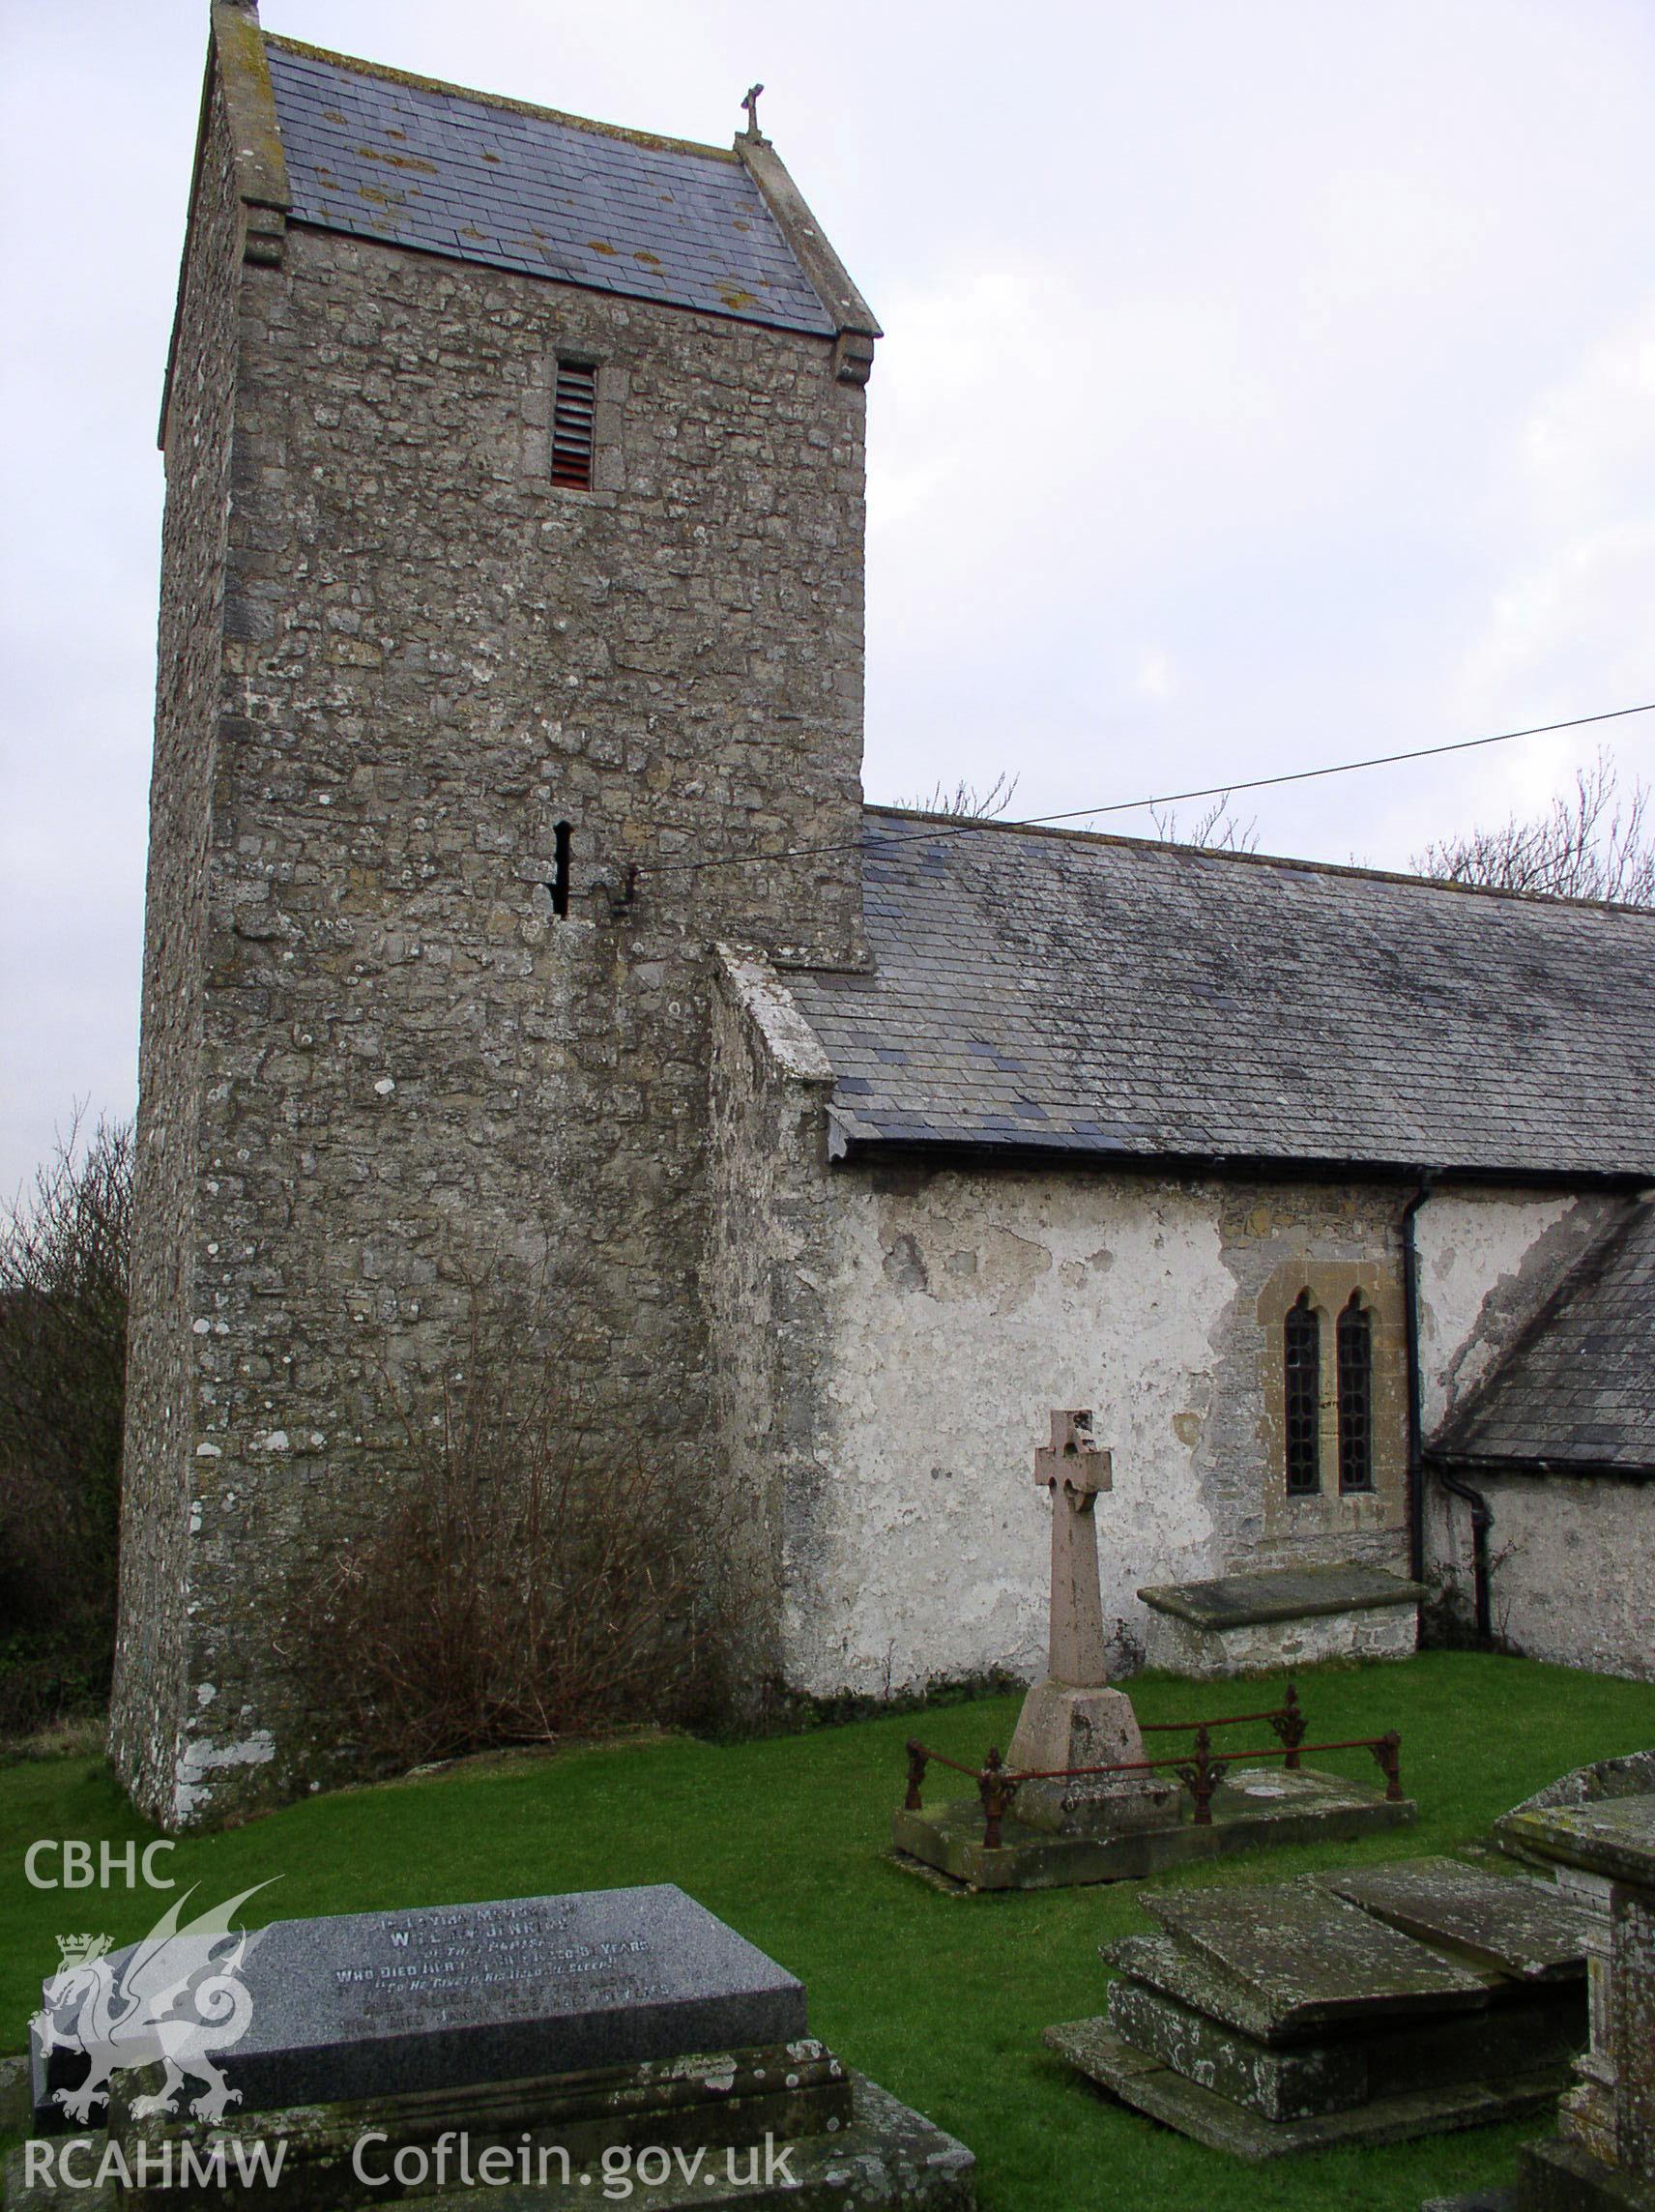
[773,1162,1415,1699]
[710,960,1643,1699]
[784,1173,1230,1696]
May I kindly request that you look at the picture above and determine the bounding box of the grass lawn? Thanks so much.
[4,1651,1653,2211]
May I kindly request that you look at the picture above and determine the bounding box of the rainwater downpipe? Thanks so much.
[1401,1171,1493,1642]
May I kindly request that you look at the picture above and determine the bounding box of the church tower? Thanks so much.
[111,1,877,1826]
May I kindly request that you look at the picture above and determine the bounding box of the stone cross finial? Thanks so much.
[1034,1410,1113,1688]
[740,84,766,141]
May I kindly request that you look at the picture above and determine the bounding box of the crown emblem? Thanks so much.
[55,1933,112,1966]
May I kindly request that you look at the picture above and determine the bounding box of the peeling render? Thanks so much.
[782,1170,1440,1698]
[172,1728,278,1825]
[790,1173,1230,1697]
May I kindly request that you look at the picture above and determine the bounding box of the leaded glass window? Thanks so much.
[1284,1291,1321,1496]
[1337,1292,1374,1494]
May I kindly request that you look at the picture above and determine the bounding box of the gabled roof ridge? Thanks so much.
[860,801,1655,921]
[264,32,741,165]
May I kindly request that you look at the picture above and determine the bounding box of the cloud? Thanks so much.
[1133,651,1177,703]
[1438,300,1655,815]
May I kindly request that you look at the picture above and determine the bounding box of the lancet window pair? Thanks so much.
[1284,1290,1373,1496]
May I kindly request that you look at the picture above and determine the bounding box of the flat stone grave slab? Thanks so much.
[1322,1857,1595,1982]
[1105,1931,1298,2048]
[22,1888,978,2211]
[1140,1877,1490,2035]
[1137,1563,1428,1630]
[33,1886,805,2126]
[893,1762,1414,1892]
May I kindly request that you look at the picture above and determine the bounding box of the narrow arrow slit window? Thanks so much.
[551,360,597,489]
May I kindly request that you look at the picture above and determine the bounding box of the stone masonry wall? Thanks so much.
[109,83,243,1807]
[705,947,836,1698]
[114,161,868,1823]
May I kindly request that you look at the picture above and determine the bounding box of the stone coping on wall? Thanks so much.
[1137,1564,1431,1632]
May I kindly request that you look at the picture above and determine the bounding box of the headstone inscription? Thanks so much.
[20,1886,977,2212]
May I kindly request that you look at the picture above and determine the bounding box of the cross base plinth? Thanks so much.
[1003,1680,1176,1836]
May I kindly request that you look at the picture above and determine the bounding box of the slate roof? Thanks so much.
[784,810,1655,1179]
[262,39,835,336]
[1432,1202,1655,1474]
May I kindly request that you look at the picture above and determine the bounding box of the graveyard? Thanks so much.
[5,1649,1654,2212]
[3,10,1651,2208]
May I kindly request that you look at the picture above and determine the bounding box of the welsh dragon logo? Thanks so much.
[31,1884,274,2125]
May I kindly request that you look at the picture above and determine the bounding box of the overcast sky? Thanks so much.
[3,0,1654,1197]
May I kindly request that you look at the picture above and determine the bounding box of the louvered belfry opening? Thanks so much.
[551,359,597,489]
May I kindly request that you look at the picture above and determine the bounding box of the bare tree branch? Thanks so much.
[1148,791,1261,853]
[1412,749,1655,907]
[0,1113,132,1732]
[891,771,1020,820]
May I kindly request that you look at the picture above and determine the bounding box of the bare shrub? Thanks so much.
[1412,749,1655,906]
[295,1278,725,1770]
[0,1114,132,1734]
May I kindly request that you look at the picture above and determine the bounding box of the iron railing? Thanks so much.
[900,1681,1403,1848]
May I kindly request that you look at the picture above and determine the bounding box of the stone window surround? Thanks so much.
[1258,1261,1407,1538]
